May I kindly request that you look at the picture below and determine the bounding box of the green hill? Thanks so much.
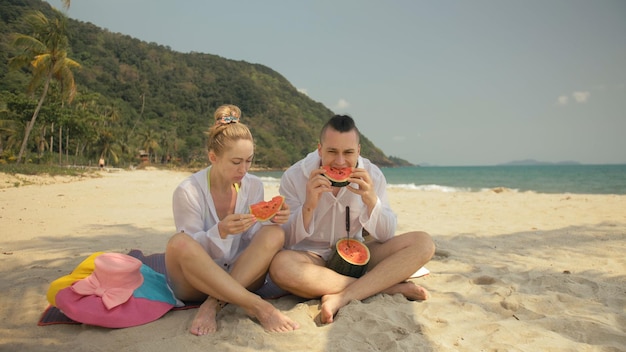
[1,0,407,168]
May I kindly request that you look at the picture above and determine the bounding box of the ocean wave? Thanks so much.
[260,177,520,193]
[387,184,471,192]
[387,184,523,193]
[257,176,281,186]
[479,187,520,193]
[255,164,626,195]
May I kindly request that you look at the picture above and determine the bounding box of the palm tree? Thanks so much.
[139,127,161,164]
[9,11,80,164]
[0,102,22,157]
[94,106,123,165]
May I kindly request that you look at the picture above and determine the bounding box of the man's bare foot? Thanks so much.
[246,300,300,332]
[319,282,428,324]
[383,281,429,300]
[190,297,219,336]
[320,293,350,324]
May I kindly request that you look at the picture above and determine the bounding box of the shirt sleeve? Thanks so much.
[171,177,233,258]
[359,165,397,242]
[279,167,314,248]
[172,179,205,235]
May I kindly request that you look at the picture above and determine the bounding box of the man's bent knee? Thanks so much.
[269,250,312,285]
[410,231,435,259]
[268,250,291,285]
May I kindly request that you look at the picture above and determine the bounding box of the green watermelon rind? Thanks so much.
[327,179,350,187]
[326,238,370,278]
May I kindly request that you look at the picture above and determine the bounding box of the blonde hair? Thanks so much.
[206,104,253,156]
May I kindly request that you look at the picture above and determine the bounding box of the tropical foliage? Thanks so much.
[0,0,405,168]
[9,9,80,163]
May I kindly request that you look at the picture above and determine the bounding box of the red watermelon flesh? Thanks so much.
[250,195,285,221]
[321,166,352,187]
[336,239,370,265]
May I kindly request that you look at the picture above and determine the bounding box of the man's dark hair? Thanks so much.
[320,115,360,143]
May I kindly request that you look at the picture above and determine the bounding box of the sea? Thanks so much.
[250,164,626,195]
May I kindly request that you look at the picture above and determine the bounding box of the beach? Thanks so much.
[1,169,624,351]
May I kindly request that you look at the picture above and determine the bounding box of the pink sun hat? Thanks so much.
[71,252,144,309]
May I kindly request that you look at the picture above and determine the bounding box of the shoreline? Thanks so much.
[4,162,625,195]
[1,169,624,351]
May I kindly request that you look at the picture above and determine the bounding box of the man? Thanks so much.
[269,115,435,324]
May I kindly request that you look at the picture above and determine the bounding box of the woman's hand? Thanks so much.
[218,213,256,238]
[270,201,290,224]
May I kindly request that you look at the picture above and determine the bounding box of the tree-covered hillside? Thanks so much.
[1,0,404,168]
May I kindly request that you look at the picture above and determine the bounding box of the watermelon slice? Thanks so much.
[327,238,370,278]
[249,195,285,221]
[321,165,352,187]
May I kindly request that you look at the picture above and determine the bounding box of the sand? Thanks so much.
[0,169,624,352]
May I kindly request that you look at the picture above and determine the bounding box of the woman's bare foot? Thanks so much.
[383,281,429,300]
[190,297,220,335]
[245,300,300,332]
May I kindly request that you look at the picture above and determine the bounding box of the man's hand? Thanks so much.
[304,168,333,212]
[346,168,377,210]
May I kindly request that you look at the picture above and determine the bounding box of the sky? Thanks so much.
[45,0,626,166]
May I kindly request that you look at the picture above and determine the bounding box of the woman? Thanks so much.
[165,104,299,335]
